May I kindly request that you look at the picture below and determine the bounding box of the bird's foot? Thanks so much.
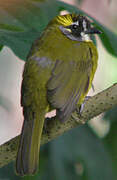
[75,96,91,122]
[79,96,91,114]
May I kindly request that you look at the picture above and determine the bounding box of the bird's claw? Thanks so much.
[77,96,91,116]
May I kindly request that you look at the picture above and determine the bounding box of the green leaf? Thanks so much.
[0,30,40,60]
[103,121,117,178]
[0,45,3,51]
[0,0,60,60]
[103,106,117,177]
[0,0,117,60]
[0,163,20,180]
[44,125,115,180]
[0,24,23,32]
[103,107,117,123]
[0,0,52,31]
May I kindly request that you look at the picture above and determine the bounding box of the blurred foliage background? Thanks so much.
[0,0,117,179]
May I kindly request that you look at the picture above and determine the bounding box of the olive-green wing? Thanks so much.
[47,59,91,122]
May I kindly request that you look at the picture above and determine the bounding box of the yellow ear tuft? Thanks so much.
[56,14,76,26]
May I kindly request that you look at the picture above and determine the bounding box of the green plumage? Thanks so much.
[16,14,99,176]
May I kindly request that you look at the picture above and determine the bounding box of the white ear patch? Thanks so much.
[83,20,87,31]
[72,21,79,26]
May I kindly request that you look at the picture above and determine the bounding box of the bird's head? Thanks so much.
[52,14,101,42]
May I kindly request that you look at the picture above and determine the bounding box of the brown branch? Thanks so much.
[0,83,117,168]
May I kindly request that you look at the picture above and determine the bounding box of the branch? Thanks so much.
[0,83,117,168]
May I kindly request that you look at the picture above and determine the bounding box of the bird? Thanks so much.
[16,13,101,176]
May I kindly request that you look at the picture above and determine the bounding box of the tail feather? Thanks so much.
[16,109,44,176]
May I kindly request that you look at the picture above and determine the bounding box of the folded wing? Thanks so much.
[47,59,92,122]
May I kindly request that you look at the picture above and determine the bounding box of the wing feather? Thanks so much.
[47,60,91,122]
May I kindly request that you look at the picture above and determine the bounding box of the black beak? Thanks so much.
[85,27,102,34]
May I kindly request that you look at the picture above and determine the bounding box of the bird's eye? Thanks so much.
[72,24,78,29]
